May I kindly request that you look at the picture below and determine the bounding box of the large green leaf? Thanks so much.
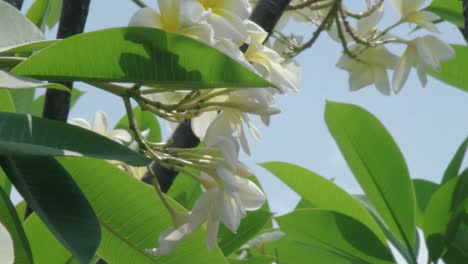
[443,224,468,264]
[423,173,468,262]
[0,70,69,91]
[26,0,62,31]
[30,88,85,116]
[218,209,272,256]
[0,0,44,51]
[275,209,395,264]
[0,90,14,194]
[115,106,161,143]
[12,27,274,89]
[425,0,464,28]
[0,187,33,264]
[325,101,416,252]
[429,45,468,93]
[0,111,150,166]
[0,40,57,55]
[58,157,227,263]
[413,179,439,227]
[442,136,468,184]
[0,156,100,264]
[260,162,387,244]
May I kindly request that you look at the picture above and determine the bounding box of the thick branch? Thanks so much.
[4,0,23,10]
[142,0,292,191]
[461,0,468,42]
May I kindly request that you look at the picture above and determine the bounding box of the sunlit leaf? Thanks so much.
[12,27,274,89]
[413,179,439,227]
[115,106,161,142]
[425,0,464,28]
[325,101,416,252]
[442,136,468,184]
[429,45,468,93]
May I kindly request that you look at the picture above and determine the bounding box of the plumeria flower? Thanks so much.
[389,0,440,33]
[183,0,251,44]
[337,45,398,95]
[147,163,266,255]
[393,35,455,93]
[129,0,215,45]
[69,111,132,144]
[0,223,14,264]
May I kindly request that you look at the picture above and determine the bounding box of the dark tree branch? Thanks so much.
[142,0,292,192]
[4,0,23,10]
[461,0,468,42]
[25,0,91,219]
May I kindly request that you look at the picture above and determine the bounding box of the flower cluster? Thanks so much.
[123,0,300,255]
[272,0,455,95]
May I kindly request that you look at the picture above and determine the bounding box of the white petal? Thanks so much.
[422,35,456,63]
[109,129,133,143]
[215,136,239,169]
[166,121,179,134]
[357,4,383,35]
[148,226,185,256]
[348,67,373,91]
[204,111,239,146]
[159,0,181,29]
[69,118,91,130]
[217,165,240,192]
[392,46,416,93]
[238,124,251,156]
[92,111,108,134]
[128,7,162,28]
[237,177,266,210]
[244,20,267,43]
[217,0,251,19]
[208,11,247,44]
[0,223,14,264]
[389,0,425,16]
[192,111,218,139]
[417,60,428,87]
[372,66,391,96]
[220,192,242,232]
[206,213,220,250]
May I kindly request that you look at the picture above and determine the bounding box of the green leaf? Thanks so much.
[167,170,202,209]
[442,136,468,184]
[0,70,69,92]
[0,156,100,264]
[0,187,33,264]
[218,209,272,256]
[423,173,467,262]
[10,89,35,114]
[325,101,416,252]
[0,111,151,166]
[0,40,57,55]
[58,157,228,263]
[30,88,85,116]
[115,106,161,142]
[0,89,15,113]
[413,179,439,227]
[228,256,276,264]
[425,0,464,28]
[260,162,387,244]
[275,209,395,264]
[0,167,11,195]
[12,27,274,89]
[443,224,468,263]
[46,0,62,29]
[0,1,44,51]
[26,0,62,31]
[429,45,468,93]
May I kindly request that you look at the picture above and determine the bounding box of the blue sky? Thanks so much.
[12,0,468,262]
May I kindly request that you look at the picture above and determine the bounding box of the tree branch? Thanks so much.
[461,0,468,42]
[142,0,292,191]
[25,0,91,219]
[4,0,23,10]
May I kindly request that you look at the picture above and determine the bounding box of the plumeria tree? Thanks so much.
[0,0,466,263]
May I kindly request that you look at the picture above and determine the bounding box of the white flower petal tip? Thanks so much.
[0,223,14,264]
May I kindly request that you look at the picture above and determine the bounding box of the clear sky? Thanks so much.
[13,0,468,261]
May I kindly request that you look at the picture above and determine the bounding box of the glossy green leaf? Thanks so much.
[0,156,100,264]
[443,224,468,264]
[425,0,464,28]
[0,167,11,195]
[115,106,161,143]
[442,136,468,184]
[30,88,85,116]
[228,256,276,264]
[0,90,15,113]
[423,173,467,262]
[10,89,35,114]
[325,101,416,252]
[0,1,44,51]
[413,179,439,227]
[167,171,202,209]
[12,27,273,89]
[429,45,468,93]
[58,157,228,264]
[260,162,387,244]
[0,40,57,55]
[218,209,272,256]
[26,0,62,31]
[0,187,33,264]
[275,209,395,264]
[0,70,69,92]
[0,111,150,166]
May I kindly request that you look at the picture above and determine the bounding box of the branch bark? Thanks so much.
[25,0,91,219]
[4,0,23,10]
[461,0,468,42]
[142,0,292,191]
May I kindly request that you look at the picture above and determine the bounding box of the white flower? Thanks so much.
[128,0,215,45]
[183,0,251,44]
[389,0,440,33]
[69,111,132,144]
[0,223,14,264]
[393,35,455,93]
[147,164,265,255]
[337,45,398,95]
